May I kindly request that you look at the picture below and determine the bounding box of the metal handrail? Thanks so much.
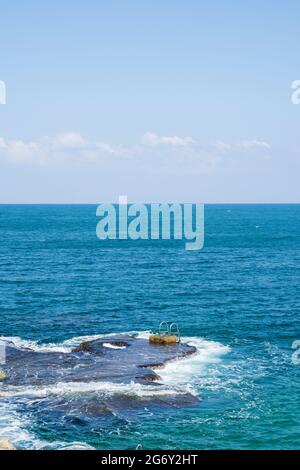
[158,321,180,342]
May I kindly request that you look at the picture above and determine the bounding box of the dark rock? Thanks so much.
[72,335,196,369]
[2,335,199,421]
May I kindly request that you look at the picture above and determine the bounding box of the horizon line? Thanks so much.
[0,202,300,206]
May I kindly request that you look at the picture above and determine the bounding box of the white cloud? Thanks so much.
[0,133,126,165]
[214,141,232,152]
[213,139,271,153]
[236,140,271,151]
[52,132,86,149]
[142,132,195,147]
[95,142,124,155]
[0,132,272,174]
[0,137,41,163]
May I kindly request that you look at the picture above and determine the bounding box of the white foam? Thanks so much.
[0,334,106,353]
[1,379,192,399]
[135,332,230,389]
[102,342,126,349]
[0,400,94,450]
[136,331,152,340]
[0,331,146,354]
[157,336,230,387]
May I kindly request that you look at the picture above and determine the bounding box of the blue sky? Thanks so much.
[0,0,300,203]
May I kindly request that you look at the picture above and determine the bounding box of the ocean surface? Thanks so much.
[0,204,299,450]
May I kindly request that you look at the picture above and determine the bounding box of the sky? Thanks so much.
[0,0,300,203]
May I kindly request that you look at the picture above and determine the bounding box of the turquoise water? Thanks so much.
[0,204,299,449]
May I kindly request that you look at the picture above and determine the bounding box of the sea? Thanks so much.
[0,204,299,450]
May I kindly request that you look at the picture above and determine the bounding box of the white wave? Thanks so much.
[0,400,94,450]
[0,401,36,447]
[53,442,95,450]
[0,336,73,353]
[103,342,126,349]
[0,334,106,353]
[136,331,152,340]
[157,337,230,387]
[0,379,193,399]
[136,331,230,389]
[0,331,148,354]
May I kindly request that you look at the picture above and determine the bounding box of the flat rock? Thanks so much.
[3,335,196,387]
[1,335,198,422]
[73,335,196,369]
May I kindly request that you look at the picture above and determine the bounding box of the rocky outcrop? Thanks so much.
[71,335,196,383]
[4,335,196,387]
[0,438,15,450]
[2,335,198,422]
[72,335,196,370]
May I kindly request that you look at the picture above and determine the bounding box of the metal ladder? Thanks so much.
[157,321,181,343]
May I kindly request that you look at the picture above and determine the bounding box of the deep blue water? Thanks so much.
[0,204,299,449]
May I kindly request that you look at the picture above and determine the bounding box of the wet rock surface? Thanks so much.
[73,335,196,369]
[1,335,198,420]
[3,335,196,387]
